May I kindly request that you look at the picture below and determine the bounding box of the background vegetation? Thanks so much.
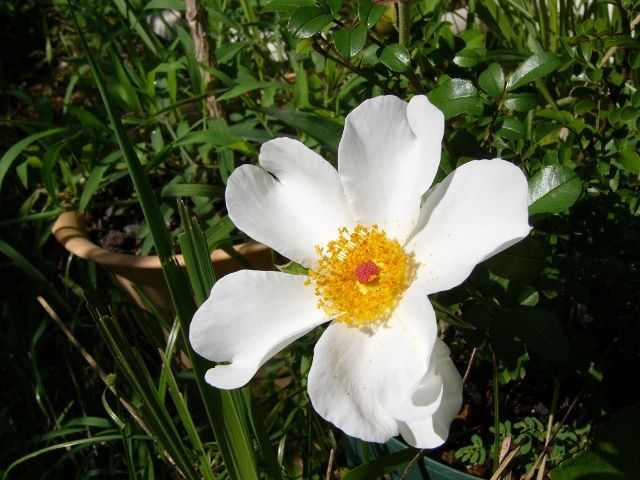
[1,0,639,478]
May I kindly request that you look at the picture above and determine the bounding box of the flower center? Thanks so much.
[308,225,414,326]
[354,260,380,284]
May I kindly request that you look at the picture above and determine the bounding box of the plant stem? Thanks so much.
[185,0,223,119]
[398,0,411,47]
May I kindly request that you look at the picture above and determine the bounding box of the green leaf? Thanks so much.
[453,48,480,68]
[144,0,185,10]
[288,6,332,38]
[335,24,367,58]
[497,117,525,140]
[506,52,561,91]
[260,0,315,14]
[162,183,225,198]
[174,129,253,153]
[528,165,582,215]
[72,11,267,480]
[359,0,385,27]
[217,81,292,101]
[503,92,537,112]
[379,44,411,72]
[0,128,65,192]
[428,79,484,118]
[549,406,640,480]
[478,62,505,98]
[620,149,640,173]
[342,447,419,479]
[276,261,309,275]
[506,307,568,364]
[321,0,342,14]
[259,107,342,153]
[485,238,545,284]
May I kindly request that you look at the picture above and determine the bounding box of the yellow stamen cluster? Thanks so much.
[308,225,413,326]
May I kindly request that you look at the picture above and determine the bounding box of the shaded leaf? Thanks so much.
[0,128,66,192]
[506,307,569,365]
[550,406,640,480]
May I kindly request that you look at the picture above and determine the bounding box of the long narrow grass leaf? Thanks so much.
[70,8,265,478]
[0,127,66,192]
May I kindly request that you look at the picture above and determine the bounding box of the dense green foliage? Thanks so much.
[1,0,639,478]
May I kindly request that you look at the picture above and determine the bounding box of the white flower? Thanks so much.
[190,95,531,448]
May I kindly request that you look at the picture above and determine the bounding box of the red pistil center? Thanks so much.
[354,260,380,284]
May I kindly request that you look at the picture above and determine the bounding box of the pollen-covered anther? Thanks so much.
[309,225,415,326]
[355,260,380,284]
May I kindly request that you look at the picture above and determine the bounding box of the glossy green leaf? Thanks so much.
[359,0,385,27]
[497,117,525,140]
[379,43,411,72]
[478,62,505,98]
[528,165,582,215]
[453,48,480,68]
[335,24,367,58]
[620,149,640,173]
[428,79,484,118]
[534,123,563,145]
[503,92,537,112]
[288,6,332,38]
[261,0,315,14]
[506,52,561,91]
[549,405,640,480]
[506,307,568,364]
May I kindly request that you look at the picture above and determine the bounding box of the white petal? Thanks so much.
[189,270,326,389]
[407,159,531,294]
[399,339,463,449]
[226,138,353,267]
[307,285,437,443]
[338,95,444,242]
